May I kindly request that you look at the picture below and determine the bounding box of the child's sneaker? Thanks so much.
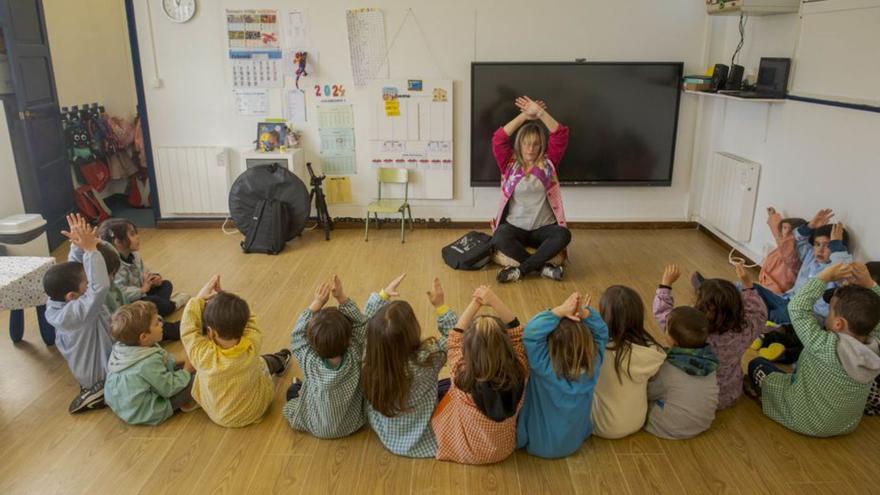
[742,378,762,405]
[180,401,201,413]
[287,378,302,401]
[69,381,106,414]
[276,349,293,375]
[759,343,786,362]
[496,266,521,283]
[750,337,763,351]
[540,264,564,281]
[171,292,192,310]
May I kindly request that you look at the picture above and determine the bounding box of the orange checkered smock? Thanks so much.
[431,324,528,464]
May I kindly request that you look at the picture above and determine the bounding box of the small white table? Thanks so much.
[0,256,56,345]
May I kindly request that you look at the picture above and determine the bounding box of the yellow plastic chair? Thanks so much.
[364,168,412,243]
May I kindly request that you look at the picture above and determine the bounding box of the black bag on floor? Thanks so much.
[241,199,290,254]
[442,231,493,270]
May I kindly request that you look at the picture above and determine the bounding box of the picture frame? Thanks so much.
[255,121,287,152]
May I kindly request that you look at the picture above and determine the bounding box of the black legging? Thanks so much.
[143,280,175,316]
[492,223,571,275]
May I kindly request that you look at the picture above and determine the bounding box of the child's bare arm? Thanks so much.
[474,286,517,325]
[455,296,483,331]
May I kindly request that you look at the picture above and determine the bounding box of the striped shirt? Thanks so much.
[282,294,386,439]
[366,308,456,458]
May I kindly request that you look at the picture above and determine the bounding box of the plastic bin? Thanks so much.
[0,214,50,257]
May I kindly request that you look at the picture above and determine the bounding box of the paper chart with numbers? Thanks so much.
[346,8,387,87]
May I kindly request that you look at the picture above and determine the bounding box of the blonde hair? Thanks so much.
[111,301,157,345]
[513,123,547,171]
[453,315,526,393]
[548,319,598,381]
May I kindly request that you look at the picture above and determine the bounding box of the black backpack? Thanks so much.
[442,231,493,270]
[241,199,290,254]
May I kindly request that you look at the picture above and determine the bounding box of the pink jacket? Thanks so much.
[490,125,570,232]
[758,216,801,294]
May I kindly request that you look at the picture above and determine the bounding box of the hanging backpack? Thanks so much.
[442,231,493,270]
[79,159,111,191]
[128,171,151,207]
[74,185,112,222]
[241,198,291,255]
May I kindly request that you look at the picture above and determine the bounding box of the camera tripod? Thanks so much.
[307,162,333,240]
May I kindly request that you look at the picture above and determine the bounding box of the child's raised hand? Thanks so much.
[383,273,406,298]
[331,274,348,304]
[196,274,221,300]
[75,219,99,252]
[818,262,853,283]
[851,262,877,289]
[426,277,445,308]
[808,208,834,229]
[551,292,581,321]
[473,285,495,306]
[579,294,593,320]
[310,280,332,312]
[734,261,753,289]
[831,222,845,242]
[661,264,681,286]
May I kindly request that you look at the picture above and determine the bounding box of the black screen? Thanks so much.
[471,62,683,186]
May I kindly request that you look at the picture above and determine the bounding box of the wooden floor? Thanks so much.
[2,227,879,495]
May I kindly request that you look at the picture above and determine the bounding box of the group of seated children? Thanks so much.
[42,207,880,463]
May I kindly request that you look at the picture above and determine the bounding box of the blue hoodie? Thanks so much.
[516,308,609,458]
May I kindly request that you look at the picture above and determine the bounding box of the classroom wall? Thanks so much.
[689,14,880,262]
[43,0,138,118]
[130,0,708,221]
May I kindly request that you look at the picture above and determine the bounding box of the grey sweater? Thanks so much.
[645,362,719,440]
[45,250,113,388]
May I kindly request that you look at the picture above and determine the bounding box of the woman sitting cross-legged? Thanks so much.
[491,95,572,283]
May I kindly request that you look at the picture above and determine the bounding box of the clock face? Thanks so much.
[162,0,196,23]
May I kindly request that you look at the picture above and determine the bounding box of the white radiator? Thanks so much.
[699,152,761,242]
[154,147,231,216]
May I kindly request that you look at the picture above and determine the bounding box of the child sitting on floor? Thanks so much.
[654,263,768,409]
[592,285,666,439]
[283,274,403,439]
[646,306,719,439]
[746,262,880,437]
[104,301,196,425]
[361,277,456,458]
[753,209,852,324]
[756,207,806,295]
[98,218,190,317]
[180,275,291,427]
[43,215,111,413]
[517,292,607,458]
[431,285,528,465]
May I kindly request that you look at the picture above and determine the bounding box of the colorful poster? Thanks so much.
[227,9,282,88]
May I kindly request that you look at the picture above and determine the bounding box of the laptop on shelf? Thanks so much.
[719,57,791,99]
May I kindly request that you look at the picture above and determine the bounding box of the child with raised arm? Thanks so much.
[747,262,880,437]
[654,263,768,409]
[180,275,291,427]
[517,292,608,458]
[431,286,528,465]
[283,274,404,439]
[756,207,806,294]
[43,215,112,413]
[361,278,457,458]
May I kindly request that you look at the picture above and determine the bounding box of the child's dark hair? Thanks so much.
[810,224,849,248]
[599,285,660,383]
[831,286,880,337]
[203,291,250,340]
[548,318,598,381]
[666,307,710,348]
[362,301,441,417]
[307,307,353,359]
[43,262,84,301]
[110,301,157,345]
[454,316,526,394]
[98,218,136,250]
[695,279,746,335]
[781,217,807,232]
[96,243,121,276]
[866,261,880,284]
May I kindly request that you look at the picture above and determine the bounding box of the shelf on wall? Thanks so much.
[683,90,787,104]
[706,0,800,16]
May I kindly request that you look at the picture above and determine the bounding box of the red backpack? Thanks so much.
[74,185,112,222]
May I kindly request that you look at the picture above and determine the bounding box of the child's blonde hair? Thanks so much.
[513,123,547,170]
[548,319,598,381]
[111,301,157,345]
[453,315,526,393]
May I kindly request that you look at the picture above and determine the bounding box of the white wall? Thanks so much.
[131,0,708,221]
[0,99,25,218]
[689,13,880,262]
[43,0,138,118]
